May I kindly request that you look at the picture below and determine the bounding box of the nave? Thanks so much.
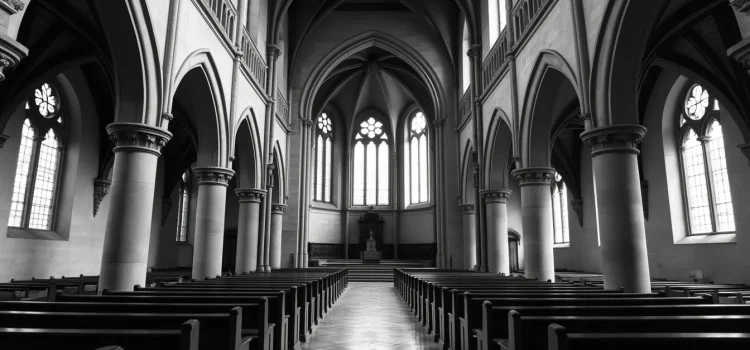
[301,282,439,350]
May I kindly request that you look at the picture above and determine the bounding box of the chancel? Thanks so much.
[2,0,750,349]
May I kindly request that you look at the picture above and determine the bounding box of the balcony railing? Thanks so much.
[240,28,267,90]
[459,88,472,121]
[200,0,237,42]
[481,29,509,90]
[276,88,289,122]
[512,0,552,43]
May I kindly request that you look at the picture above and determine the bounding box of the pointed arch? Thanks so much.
[272,141,287,204]
[519,50,583,168]
[460,139,476,204]
[484,107,514,189]
[233,108,263,189]
[170,50,229,168]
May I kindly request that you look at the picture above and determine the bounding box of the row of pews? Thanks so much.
[395,268,750,350]
[0,268,347,350]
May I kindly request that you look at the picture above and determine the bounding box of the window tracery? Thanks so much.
[176,171,190,242]
[9,83,63,230]
[405,112,429,206]
[314,113,333,203]
[679,84,735,234]
[552,172,569,244]
[353,116,389,206]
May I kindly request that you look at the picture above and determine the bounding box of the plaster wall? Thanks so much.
[309,208,342,244]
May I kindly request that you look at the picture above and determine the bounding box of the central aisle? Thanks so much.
[301,282,441,350]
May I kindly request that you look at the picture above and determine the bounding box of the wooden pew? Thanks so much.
[506,312,750,350]
[480,303,750,350]
[59,293,286,350]
[547,324,750,350]
[457,294,705,350]
[0,300,271,350]
[0,309,251,350]
[0,319,200,350]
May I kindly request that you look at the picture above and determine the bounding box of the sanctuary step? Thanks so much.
[316,260,426,282]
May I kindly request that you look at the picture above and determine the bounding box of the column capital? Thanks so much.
[481,189,512,203]
[739,143,750,166]
[300,118,314,127]
[467,44,481,58]
[93,178,112,217]
[432,118,445,128]
[459,203,475,214]
[235,188,266,202]
[272,203,287,214]
[0,133,8,148]
[267,44,282,61]
[193,166,234,186]
[511,167,555,186]
[580,124,646,157]
[107,122,172,156]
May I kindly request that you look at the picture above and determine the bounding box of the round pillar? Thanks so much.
[98,123,171,292]
[511,167,555,282]
[482,189,512,275]
[234,188,266,274]
[270,204,287,269]
[191,167,234,280]
[459,204,476,270]
[581,125,651,292]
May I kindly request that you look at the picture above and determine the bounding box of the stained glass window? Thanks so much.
[552,172,569,244]
[176,171,189,242]
[352,117,389,206]
[8,83,64,231]
[313,113,333,202]
[679,84,735,234]
[407,112,429,205]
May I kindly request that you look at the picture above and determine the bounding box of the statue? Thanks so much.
[366,230,377,251]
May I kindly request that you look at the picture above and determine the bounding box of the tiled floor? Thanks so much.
[300,282,442,350]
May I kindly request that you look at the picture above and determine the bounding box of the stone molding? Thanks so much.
[432,118,445,128]
[570,198,583,226]
[731,0,750,12]
[107,122,172,156]
[301,118,314,127]
[580,124,646,157]
[481,189,512,203]
[93,178,111,217]
[193,166,234,187]
[235,188,266,203]
[365,61,382,76]
[511,167,555,187]
[459,203,475,214]
[739,143,750,166]
[161,112,174,121]
[272,203,287,214]
[0,133,8,148]
[728,37,750,76]
[0,0,23,13]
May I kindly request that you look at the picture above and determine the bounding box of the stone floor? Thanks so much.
[300,282,442,350]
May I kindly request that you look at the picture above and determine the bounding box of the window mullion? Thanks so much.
[22,136,44,228]
[699,137,717,232]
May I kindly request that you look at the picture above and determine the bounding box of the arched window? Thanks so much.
[551,172,569,244]
[313,113,333,203]
[9,83,63,230]
[405,112,429,206]
[353,116,389,206]
[679,84,735,234]
[176,171,190,242]
[487,0,507,45]
[462,21,471,93]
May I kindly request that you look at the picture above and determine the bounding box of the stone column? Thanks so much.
[482,189,512,275]
[98,123,171,292]
[511,167,555,282]
[191,167,234,280]
[234,188,266,274]
[270,204,287,269]
[460,204,476,270]
[581,125,651,292]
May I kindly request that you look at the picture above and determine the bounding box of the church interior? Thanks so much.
[2,0,750,348]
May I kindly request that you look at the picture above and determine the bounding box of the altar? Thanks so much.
[359,206,383,264]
